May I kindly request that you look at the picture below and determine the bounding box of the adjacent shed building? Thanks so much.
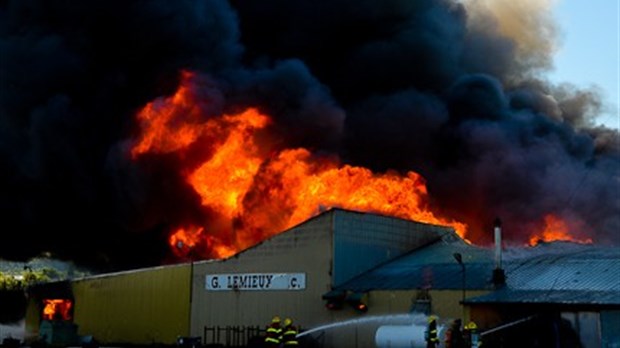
[26,263,191,345]
[467,243,620,347]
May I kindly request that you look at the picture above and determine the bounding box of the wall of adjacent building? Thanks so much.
[324,289,490,346]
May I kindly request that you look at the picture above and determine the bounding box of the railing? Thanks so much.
[203,325,264,347]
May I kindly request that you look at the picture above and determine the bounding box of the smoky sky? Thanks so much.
[1,0,618,270]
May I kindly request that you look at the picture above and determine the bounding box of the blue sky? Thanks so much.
[549,0,619,130]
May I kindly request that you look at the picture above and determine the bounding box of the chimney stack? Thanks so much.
[492,218,506,287]
[494,218,502,269]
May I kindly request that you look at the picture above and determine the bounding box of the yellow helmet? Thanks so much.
[466,321,477,329]
[284,318,293,326]
[272,316,281,324]
[428,315,438,323]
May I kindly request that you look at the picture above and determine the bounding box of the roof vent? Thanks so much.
[492,218,506,287]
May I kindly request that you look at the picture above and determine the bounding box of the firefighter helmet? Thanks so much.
[466,321,477,330]
[428,315,438,323]
[271,316,281,324]
[284,318,293,326]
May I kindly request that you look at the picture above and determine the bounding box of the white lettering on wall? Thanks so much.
[205,273,306,291]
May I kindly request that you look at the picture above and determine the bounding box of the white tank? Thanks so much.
[375,323,444,348]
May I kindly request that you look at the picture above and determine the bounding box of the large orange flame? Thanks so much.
[528,214,593,246]
[42,299,72,321]
[133,71,468,260]
[132,71,206,158]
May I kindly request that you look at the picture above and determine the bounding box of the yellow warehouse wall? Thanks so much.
[72,263,191,345]
[24,295,41,341]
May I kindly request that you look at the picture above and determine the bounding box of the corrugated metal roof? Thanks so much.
[465,289,620,305]
[470,243,620,305]
[501,244,620,292]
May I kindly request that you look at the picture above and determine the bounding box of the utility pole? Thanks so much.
[453,252,466,322]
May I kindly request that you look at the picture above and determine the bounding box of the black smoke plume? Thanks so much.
[1,0,618,270]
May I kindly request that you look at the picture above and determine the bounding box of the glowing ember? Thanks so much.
[133,71,468,260]
[42,299,72,321]
[169,226,237,259]
[528,214,593,246]
[169,226,203,251]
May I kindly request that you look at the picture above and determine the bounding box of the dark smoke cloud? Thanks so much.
[228,0,619,243]
[1,0,618,270]
[0,0,244,269]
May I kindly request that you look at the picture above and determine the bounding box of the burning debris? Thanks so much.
[0,257,90,324]
[0,0,618,269]
[42,299,73,321]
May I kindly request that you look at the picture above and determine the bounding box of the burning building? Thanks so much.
[1,0,618,272]
[4,0,620,346]
[26,264,190,345]
[24,282,77,346]
[24,209,620,347]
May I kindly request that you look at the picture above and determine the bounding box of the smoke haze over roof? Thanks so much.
[1,0,618,270]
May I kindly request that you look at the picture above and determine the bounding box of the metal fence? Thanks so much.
[203,325,264,347]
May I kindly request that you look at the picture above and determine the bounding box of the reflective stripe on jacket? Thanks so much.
[282,325,299,345]
[265,325,282,344]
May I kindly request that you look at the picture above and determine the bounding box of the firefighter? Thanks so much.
[264,316,282,347]
[425,315,440,348]
[281,318,299,346]
[463,321,481,347]
[445,319,465,348]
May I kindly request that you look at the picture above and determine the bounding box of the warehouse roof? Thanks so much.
[465,289,620,305]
